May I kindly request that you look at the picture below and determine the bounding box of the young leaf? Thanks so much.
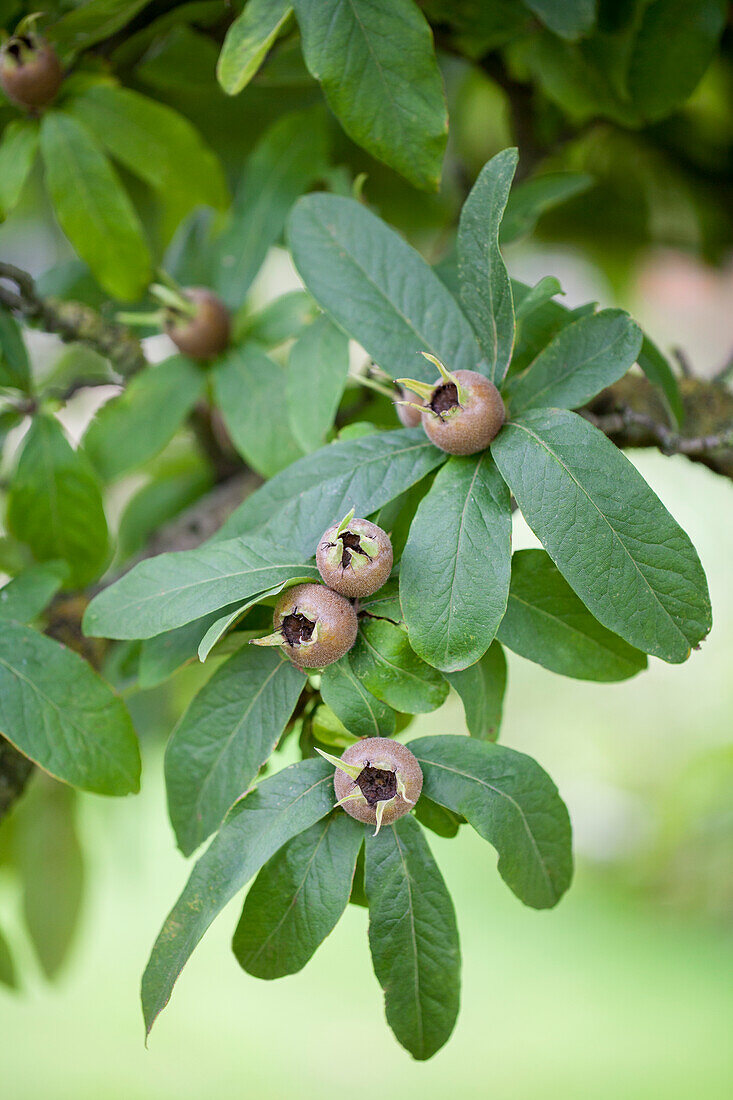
[491,409,712,663]
[286,315,350,453]
[350,619,449,714]
[293,0,447,191]
[141,757,335,1036]
[457,148,518,385]
[0,118,39,221]
[236,290,317,348]
[218,0,292,95]
[212,344,303,477]
[514,276,564,322]
[505,308,642,414]
[409,735,573,909]
[0,923,16,989]
[13,776,84,978]
[217,427,447,552]
[39,112,151,301]
[445,640,507,741]
[83,537,320,640]
[400,452,512,672]
[364,814,460,1060]
[320,655,397,739]
[497,549,648,681]
[232,812,363,978]
[0,308,31,393]
[520,0,597,41]
[166,647,305,856]
[213,107,329,308]
[83,357,205,482]
[638,335,683,427]
[0,622,140,796]
[0,563,66,624]
[288,193,482,383]
[7,414,109,589]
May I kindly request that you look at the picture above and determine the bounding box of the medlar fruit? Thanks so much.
[252,583,358,669]
[163,288,231,360]
[317,738,423,835]
[0,35,63,110]
[316,509,393,598]
[399,355,504,455]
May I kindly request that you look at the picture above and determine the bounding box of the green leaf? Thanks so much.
[116,467,213,561]
[627,0,727,122]
[212,344,303,477]
[138,609,245,690]
[235,290,317,347]
[166,647,305,856]
[446,640,507,741]
[364,813,460,1060]
[320,655,397,738]
[358,576,403,624]
[350,619,448,714]
[13,776,83,978]
[505,309,642,414]
[500,171,594,243]
[7,414,109,589]
[83,537,319,640]
[498,549,648,681]
[49,0,154,60]
[288,193,482,383]
[400,452,511,672]
[409,734,572,909]
[197,581,302,662]
[0,923,16,989]
[521,0,596,40]
[83,357,205,482]
[457,149,518,385]
[0,308,31,392]
[510,278,580,373]
[514,276,564,323]
[638,335,683,427]
[232,811,363,978]
[286,315,350,453]
[293,0,447,191]
[141,757,334,1036]
[412,796,462,838]
[0,622,140,795]
[491,409,711,663]
[0,118,39,221]
[66,85,228,235]
[39,112,151,301]
[217,427,447,553]
[0,563,66,623]
[218,0,292,95]
[213,107,329,308]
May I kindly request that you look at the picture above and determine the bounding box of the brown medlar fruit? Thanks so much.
[0,34,63,110]
[399,355,505,456]
[316,509,393,598]
[318,738,423,834]
[252,582,358,669]
[164,288,230,360]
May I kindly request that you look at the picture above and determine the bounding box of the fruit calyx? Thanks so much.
[317,739,423,835]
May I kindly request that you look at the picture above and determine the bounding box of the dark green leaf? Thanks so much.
[0,622,140,795]
[491,410,711,662]
[235,290,317,347]
[40,112,151,301]
[410,734,573,908]
[83,357,205,482]
[320,655,397,738]
[293,0,447,190]
[218,427,446,553]
[141,757,334,1036]
[638,335,683,427]
[136,25,220,91]
[49,0,153,60]
[286,315,350,452]
[521,0,596,40]
[84,536,319,639]
[7,414,109,589]
[0,563,66,623]
[138,609,244,690]
[213,107,329,308]
[0,118,38,221]
[498,549,648,681]
[501,171,594,243]
[446,640,507,741]
[400,452,512,672]
[458,149,517,385]
[505,308,642,414]
[233,811,363,978]
[218,0,292,95]
[413,796,462,838]
[0,308,31,392]
[350,619,448,714]
[364,814,460,1060]
[213,344,302,477]
[0,923,16,989]
[166,647,305,856]
[358,576,403,625]
[288,194,482,383]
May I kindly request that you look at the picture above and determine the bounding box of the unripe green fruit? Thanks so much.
[266,583,358,669]
[164,288,230,360]
[316,516,393,598]
[423,369,504,455]
[0,37,63,110]
[331,738,423,831]
[395,389,422,428]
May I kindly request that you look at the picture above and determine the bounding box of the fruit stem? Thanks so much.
[354,373,398,400]
[115,310,165,327]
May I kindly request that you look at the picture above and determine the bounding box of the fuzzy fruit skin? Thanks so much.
[0,39,63,110]
[273,583,358,669]
[395,391,422,428]
[164,288,230,360]
[316,517,393,598]
[334,738,423,828]
[423,369,504,455]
